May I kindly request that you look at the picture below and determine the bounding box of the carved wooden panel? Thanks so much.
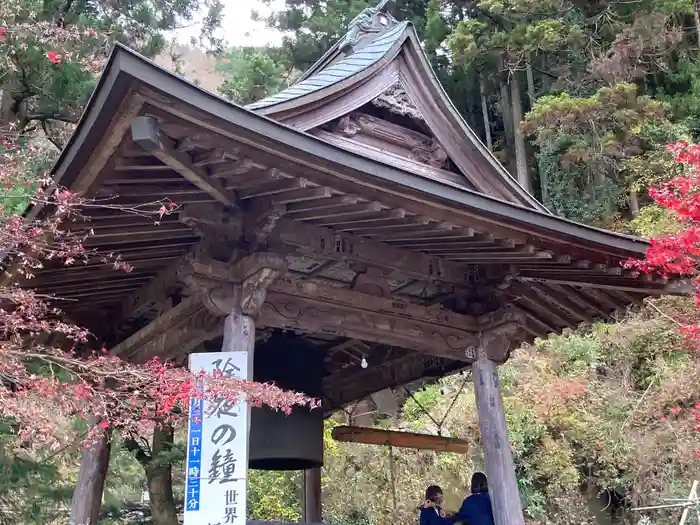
[372,82,424,120]
[333,112,447,168]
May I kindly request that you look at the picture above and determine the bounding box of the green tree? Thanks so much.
[0,0,225,148]
[522,84,680,224]
[258,0,429,73]
[217,47,289,105]
[447,0,588,194]
[0,0,224,522]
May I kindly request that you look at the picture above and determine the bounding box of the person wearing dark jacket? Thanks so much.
[451,473,495,525]
[419,485,452,525]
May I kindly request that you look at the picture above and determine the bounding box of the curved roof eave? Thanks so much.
[401,31,550,214]
[50,44,654,262]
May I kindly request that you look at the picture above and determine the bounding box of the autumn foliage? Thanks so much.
[0,142,315,451]
[624,141,700,456]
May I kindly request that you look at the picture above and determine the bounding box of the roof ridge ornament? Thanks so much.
[338,0,398,54]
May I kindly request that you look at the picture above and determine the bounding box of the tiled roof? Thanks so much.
[247,21,409,110]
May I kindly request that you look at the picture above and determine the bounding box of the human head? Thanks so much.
[425,485,444,505]
[471,472,488,494]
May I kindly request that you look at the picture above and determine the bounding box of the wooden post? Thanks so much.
[221,303,255,374]
[472,353,525,525]
[303,467,322,523]
[220,288,257,525]
[69,418,112,525]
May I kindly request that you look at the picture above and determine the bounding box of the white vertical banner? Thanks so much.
[184,351,249,525]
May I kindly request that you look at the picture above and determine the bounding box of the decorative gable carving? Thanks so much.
[371,82,424,121]
[334,112,447,169]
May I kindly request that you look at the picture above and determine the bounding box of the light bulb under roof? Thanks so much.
[360,356,368,369]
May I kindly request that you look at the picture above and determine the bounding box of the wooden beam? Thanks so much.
[112,249,527,362]
[131,116,236,206]
[331,425,470,454]
[110,295,206,359]
[516,275,691,295]
[274,218,472,285]
[118,256,186,320]
[529,283,593,323]
[323,352,460,413]
[262,276,486,361]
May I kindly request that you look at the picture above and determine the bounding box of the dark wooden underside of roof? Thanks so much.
[21,48,688,412]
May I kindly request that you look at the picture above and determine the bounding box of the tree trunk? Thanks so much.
[479,75,493,151]
[499,80,513,149]
[540,169,548,205]
[694,0,700,47]
[510,72,531,193]
[147,424,179,525]
[0,88,14,130]
[629,187,640,218]
[525,60,536,109]
[69,420,112,525]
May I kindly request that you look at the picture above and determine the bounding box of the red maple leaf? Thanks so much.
[46,51,62,64]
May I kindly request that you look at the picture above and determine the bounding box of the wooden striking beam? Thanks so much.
[331,425,470,454]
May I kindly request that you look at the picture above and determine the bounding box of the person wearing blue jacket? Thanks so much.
[419,485,452,525]
[451,473,495,525]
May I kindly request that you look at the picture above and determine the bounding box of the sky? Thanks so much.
[171,0,286,48]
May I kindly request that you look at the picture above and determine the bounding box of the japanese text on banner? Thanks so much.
[184,352,249,525]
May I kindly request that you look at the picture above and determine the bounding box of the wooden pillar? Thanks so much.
[220,289,257,525]
[303,467,322,523]
[69,419,112,525]
[221,303,255,373]
[472,353,525,525]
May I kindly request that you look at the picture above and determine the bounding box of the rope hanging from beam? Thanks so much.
[403,370,470,436]
[335,373,472,511]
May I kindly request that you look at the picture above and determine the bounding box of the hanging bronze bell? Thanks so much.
[249,332,324,471]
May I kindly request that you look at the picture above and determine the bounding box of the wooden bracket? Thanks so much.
[349,264,392,298]
[131,116,236,206]
[243,199,286,250]
[479,321,523,363]
[178,251,288,317]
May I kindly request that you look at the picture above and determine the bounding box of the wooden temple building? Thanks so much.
[22,2,689,525]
